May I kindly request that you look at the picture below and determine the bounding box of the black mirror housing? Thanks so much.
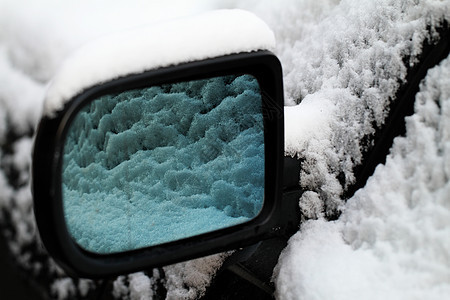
[32,50,284,278]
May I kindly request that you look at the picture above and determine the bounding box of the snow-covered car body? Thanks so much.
[0,0,449,299]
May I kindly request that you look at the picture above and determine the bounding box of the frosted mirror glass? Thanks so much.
[62,74,265,254]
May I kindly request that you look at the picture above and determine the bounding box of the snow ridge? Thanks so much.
[43,9,275,117]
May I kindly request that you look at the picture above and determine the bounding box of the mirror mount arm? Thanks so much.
[279,156,302,237]
[203,156,303,297]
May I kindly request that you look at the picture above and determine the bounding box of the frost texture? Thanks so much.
[282,0,449,217]
[63,75,265,253]
[164,252,231,299]
[274,52,450,300]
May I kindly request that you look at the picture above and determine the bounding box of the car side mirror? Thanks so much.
[32,9,284,278]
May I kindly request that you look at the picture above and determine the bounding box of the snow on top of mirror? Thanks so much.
[43,9,275,117]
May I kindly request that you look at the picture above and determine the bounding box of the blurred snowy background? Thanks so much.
[0,0,449,299]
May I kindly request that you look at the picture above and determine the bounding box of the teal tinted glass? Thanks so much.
[62,74,265,254]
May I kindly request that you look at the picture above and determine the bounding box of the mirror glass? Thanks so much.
[62,74,265,254]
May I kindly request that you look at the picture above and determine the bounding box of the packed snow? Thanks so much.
[0,0,449,299]
[43,9,275,117]
[62,75,264,253]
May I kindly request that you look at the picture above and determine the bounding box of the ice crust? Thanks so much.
[62,75,265,253]
[43,9,275,117]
